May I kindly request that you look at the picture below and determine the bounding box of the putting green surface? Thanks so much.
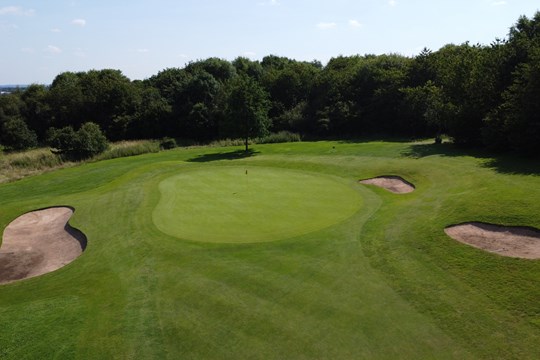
[153,166,362,243]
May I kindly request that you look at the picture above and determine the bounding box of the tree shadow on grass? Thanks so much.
[187,149,259,163]
[482,157,540,176]
[337,136,419,144]
[402,142,489,157]
[402,143,540,176]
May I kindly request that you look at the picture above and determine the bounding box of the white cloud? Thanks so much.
[21,47,34,54]
[258,0,279,6]
[0,6,19,15]
[243,51,257,57]
[46,45,62,54]
[491,1,507,6]
[136,48,150,53]
[317,22,337,30]
[0,6,35,16]
[349,20,362,28]
[71,18,86,27]
[51,28,61,33]
[388,0,397,6]
[177,53,188,58]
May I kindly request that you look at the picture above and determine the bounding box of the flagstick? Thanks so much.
[245,169,249,195]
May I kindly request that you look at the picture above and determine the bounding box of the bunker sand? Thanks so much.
[445,222,540,259]
[0,207,86,284]
[360,176,415,194]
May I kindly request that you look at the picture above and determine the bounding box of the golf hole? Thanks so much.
[153,166,363,243]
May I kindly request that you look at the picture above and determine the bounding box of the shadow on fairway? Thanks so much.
[482,157,540,176]
[187,149,259,163]
[337,136,417,144]
[402,143,540,176]
[402,142,486,158]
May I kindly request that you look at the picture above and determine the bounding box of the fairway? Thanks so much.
[153,166,362,243]
[0,141,539,359]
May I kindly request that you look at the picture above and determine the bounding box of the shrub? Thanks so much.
[47,122,108,159]
[0,117,38,150]
[76,122,109,157]
[257,131,302,144]
[160,137,177,150]
[47,126,77,153]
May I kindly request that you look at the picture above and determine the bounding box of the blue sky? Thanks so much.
[1,0,538,84]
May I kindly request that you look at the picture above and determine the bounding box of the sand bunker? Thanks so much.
[445,222,540,259]
[0,207,86,284]
[359,176,415,194]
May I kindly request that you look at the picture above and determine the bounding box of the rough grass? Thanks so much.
[207,132,301,148]
[94,140,161,161]
[0,140,539,359]
[0,140,160,183]
[0,148,68,183]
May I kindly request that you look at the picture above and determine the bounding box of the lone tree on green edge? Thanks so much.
[223,74,270,152]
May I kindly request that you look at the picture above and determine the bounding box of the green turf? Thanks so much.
[153,166,362,243]
[0,140,539,359]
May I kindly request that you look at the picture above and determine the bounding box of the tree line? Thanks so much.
[1,12,539,156]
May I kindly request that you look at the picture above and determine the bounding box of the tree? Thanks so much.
[129,85,172,139]
[424,43,490,145]
[147,67,191,102]
[78,69,137,140]
[20,84,51,141]
[0,116,38,150]
[0,93,26,149]
[401,80,456,140]
[47,122,108,159]
[76,122,109,156]
[306,56,362,135]
[232,57,263,80]
[223,75,270,151]
[351,54,411,134]
[185,58,236,83]
[262,59,320,131]
[484,48,540,154]
[48,72,85,129]
[47,126,77,153]
[488,12,540,155]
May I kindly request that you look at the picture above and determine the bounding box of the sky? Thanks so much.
[1,0,539,84]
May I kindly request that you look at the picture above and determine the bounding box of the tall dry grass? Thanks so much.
[0,148,69,183]
[0,140,161,183]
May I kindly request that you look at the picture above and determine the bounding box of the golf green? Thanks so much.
[153,166,363,243]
